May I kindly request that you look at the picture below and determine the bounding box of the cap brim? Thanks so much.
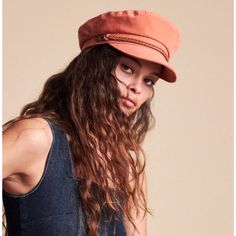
[107,42,177,83]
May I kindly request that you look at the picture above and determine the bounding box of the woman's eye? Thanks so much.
[120,64,133,74]
[144,78,155,86]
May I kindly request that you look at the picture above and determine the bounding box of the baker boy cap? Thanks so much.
[78,10,180,82]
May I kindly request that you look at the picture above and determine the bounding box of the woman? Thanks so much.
[3,10,180,236]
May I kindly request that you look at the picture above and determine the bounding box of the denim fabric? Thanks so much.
[3,118,126,236]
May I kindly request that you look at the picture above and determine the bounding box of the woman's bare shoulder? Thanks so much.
[3,117,53,180]
[4,117,51,132]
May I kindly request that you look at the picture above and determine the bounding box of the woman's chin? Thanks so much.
[120,105,135,116]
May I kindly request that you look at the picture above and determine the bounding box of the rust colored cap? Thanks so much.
[78,10,180,82]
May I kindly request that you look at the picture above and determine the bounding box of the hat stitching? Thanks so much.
[97,33,169,61]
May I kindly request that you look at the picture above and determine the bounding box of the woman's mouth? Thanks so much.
[120,97,136,108]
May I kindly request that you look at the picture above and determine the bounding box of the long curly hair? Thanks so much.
[3,44,155,236]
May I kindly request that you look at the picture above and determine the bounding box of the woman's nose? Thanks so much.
[127,80,141,94]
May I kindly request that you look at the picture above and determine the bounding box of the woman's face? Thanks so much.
[113,56,163,115]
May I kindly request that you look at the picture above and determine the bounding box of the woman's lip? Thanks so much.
[121,97,136,108]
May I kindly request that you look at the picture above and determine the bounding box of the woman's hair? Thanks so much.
[3,44,155,236]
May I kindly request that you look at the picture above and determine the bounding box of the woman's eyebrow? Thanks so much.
[121,56,162,77]
[122,56,141,67]
[152,66,164,78]
[151,72,161,77]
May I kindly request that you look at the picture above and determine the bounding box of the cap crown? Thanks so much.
[79,10,180,59]
[78,10,180,82]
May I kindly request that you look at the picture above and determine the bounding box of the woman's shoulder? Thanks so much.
[3,117,53,180]
[5,116,50,131]
[3,117,53,152]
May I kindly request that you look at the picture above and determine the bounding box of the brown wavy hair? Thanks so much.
[3,44,155,236]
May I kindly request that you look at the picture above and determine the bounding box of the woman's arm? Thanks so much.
[124,171,148,236]
[3,118,52,194]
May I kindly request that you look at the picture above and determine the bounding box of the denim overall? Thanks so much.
[3,119,127,236]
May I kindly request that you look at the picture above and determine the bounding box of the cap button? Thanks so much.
[97,34,111,42]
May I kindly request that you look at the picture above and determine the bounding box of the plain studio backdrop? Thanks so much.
[3,1,233,236]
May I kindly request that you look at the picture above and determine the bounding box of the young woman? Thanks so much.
[3,10,180,236]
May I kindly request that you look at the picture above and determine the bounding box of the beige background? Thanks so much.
[3,0,233,236]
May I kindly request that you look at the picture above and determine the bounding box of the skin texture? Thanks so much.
[3,55,162,235]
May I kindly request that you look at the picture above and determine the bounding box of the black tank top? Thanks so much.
[3,118,126,236]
